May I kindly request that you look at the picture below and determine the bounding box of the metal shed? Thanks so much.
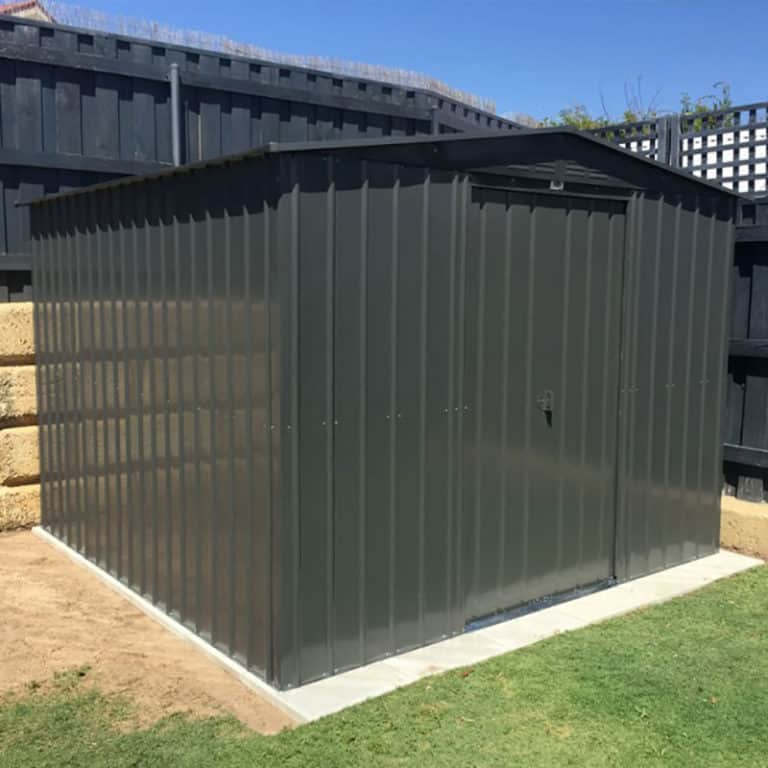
[29,128,739,690]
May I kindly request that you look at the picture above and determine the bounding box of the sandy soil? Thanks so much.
[0,530,293,734]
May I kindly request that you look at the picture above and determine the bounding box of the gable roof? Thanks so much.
[23,127,742,207]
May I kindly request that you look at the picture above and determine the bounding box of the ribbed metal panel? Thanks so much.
[462,190,625,620]
[33,161,277,678]
[31,131,737,690]
[616,193,735,579]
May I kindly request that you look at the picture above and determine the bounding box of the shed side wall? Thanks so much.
[31,160,279,678]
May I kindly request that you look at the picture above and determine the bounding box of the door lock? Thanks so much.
[536,389,554,414]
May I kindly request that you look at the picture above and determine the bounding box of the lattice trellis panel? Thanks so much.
[593,120,665,162]
[680,103,768,195]
[594,102,768,198]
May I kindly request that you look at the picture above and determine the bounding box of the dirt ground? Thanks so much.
[0,530,293,734]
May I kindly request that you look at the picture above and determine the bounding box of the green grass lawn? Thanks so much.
[2,565,767,768]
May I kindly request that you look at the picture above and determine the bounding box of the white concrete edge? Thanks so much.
[31,526,308,724]
[32,526,765,724]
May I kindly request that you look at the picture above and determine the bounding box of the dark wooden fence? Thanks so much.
[0,12,518,299]
[724,198,768,500]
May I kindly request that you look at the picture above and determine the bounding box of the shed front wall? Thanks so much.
[277,157,736,688]
[271,155,469,686]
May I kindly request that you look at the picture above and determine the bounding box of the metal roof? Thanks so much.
[22,126,742,206]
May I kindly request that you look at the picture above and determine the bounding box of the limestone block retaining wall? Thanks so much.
[721,496,768,560]
[0,303,39,530]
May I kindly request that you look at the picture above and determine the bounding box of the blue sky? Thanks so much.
[87,0,765,120]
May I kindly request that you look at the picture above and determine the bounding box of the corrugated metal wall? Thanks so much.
[32,138,736,690]
[32,160,278,678]
[263,153,735,687]
[616,193,734,579]
[462,190,625,620]
[270,156,470,684]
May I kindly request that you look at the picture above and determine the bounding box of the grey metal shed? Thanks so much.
[29,128,739,689]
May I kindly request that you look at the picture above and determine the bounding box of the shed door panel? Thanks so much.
[462,189,625,622]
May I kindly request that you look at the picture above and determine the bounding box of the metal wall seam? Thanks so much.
[160,186,174,612]
[79,199,91,562]
[386,166,399,656]
[679,199,700,562]
[554,201,573,580]
[444,172,458,633]
[133,189,148,598]
[54,203,64,542]
[453,174,468,629]
[119,188,135,588]
[470,187,486,610]
[496,192,513,602]
[662,198,682,568]
[205,203,217,642]
[357,162,369,664]
[173,194,188,622]
[639,196,661,577]
[97,196,110,568]
[31,212,46,528]
[47,201,60,541]
[612,193,637,581]
[225,190,237,658]
[241,177,255,668]
[634,195,651,576]
[36,212,48,531]
[145,192,159,599]
[289,159,301,686]
[520,197,537,587]
[43,202,53,536]
[69,196,83,555]
[263,173,275,683]
[81,195,94,561]
[416,169,429,646]
[55,198,66,543]
[109,190,124,576]
[61,198,74,550]
[576,200,594,581]
[597,204,618,568]
[81,194,94,561]
[325,156,335,674]
[189,184,203,635]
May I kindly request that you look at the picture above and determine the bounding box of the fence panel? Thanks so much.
[0,12,518,298]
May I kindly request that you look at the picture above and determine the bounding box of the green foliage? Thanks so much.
[540,104,609,130]
[2,565,767,767]
[543,81,733,130]
[680,82,734,130]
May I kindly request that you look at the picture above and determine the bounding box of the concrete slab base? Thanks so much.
[278,550,762,721]
[32,527,763,724]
